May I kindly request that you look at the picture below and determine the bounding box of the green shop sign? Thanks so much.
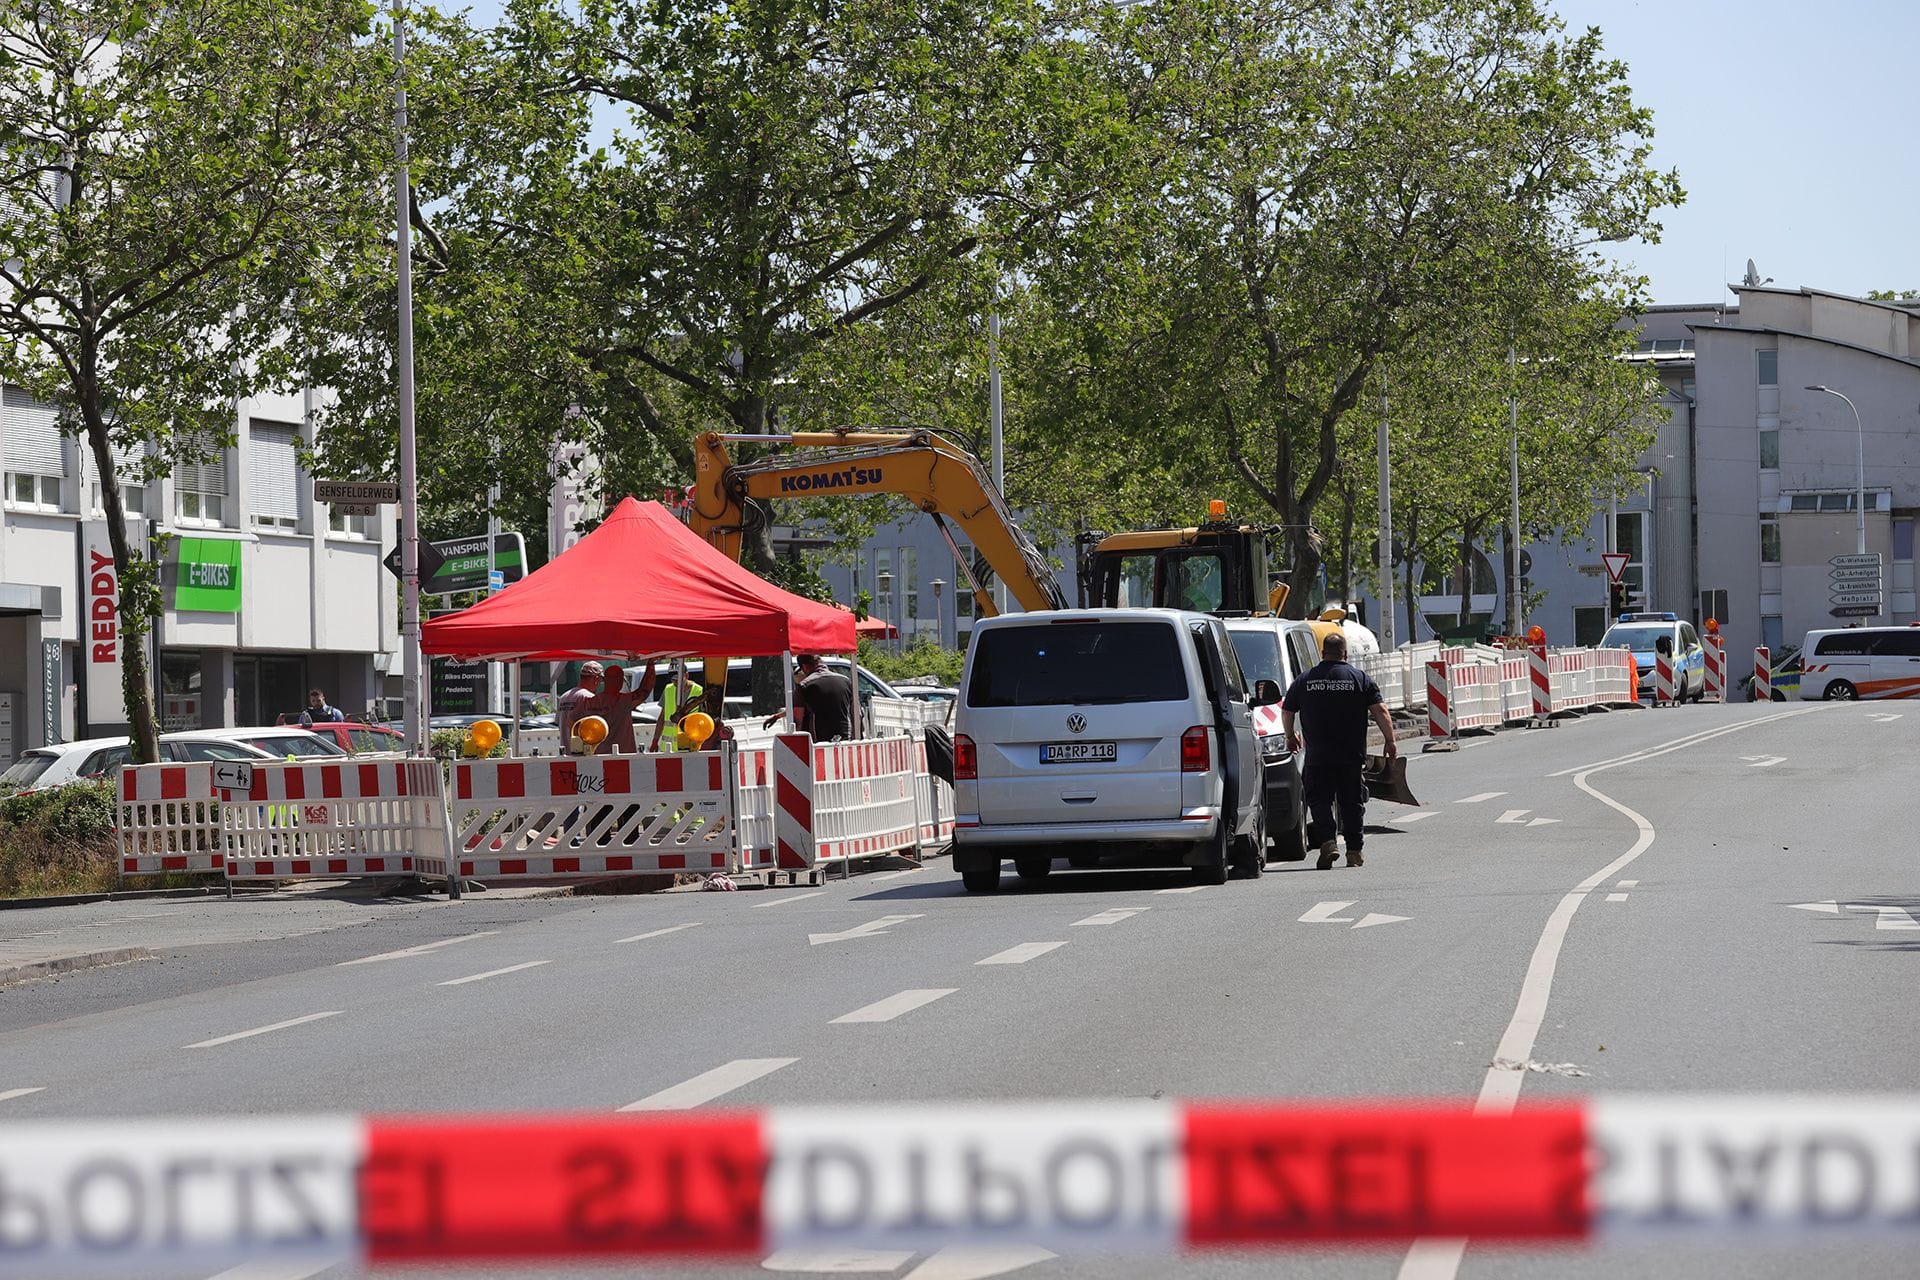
[172,537,244,613]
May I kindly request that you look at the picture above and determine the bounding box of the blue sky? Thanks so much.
[456,0,1918,306]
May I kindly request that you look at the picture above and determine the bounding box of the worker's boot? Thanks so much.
[1345,842,1365,868]
[1316,839,1338,871]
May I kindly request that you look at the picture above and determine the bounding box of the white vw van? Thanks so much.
[1798,626,1920,700]
[951,609,1271,892]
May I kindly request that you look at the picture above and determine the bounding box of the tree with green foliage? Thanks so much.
[0,0,389,760]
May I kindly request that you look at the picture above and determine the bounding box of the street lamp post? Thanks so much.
[931,577,947,647]
[1805,385,1867,556]
[1508,345,1522,637]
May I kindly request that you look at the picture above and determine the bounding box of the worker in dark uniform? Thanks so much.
[1281,631,1397,869]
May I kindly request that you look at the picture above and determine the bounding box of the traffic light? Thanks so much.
[1609,582,1629,618]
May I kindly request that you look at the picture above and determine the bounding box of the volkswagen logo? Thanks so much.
[1066,713,1087,734]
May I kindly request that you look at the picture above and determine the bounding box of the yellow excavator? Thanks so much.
[1075,499,1290,616]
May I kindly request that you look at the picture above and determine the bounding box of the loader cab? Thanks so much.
[1077,504,1284,616]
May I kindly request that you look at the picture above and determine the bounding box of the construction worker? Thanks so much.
[1281,631,1396,869]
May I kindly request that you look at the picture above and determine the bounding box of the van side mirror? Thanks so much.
[1252,679,1283,707]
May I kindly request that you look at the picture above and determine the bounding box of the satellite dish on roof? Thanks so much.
[1741,259,1772,288]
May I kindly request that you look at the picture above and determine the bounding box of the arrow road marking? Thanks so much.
[1298,901,1357,923]
[1351,913,1409,929]
[1072,907,1148,927]
[1494,810,1531,824]
[808,914,924,946]
[1740,755,1787,768]
[1849,905,1920,931]
[1456,792,1507,804]
[1528,817,1561,827]
[1789,900,1841,914]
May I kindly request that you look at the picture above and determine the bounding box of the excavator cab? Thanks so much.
[1076,502,1288,616]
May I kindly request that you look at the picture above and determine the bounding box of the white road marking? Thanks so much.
[187,1011,341,1049]
[614,922,703,944]
[1155,884,1209,895]
[620,1058,797,1111]
[1851,905,1920,931]
[1399,702,1823,1280]
[1869,712,1902,722]
[905,1245,1060,1279]
[1456,792,1507,804]
[1741,754,1787,768]
[208,1260,347,1280]
[977,941,1067,966]
[809,914,925,946]
[0,1088,45,1103]
[337,931,500,966]
[1298,901,1356,924]
[1072,907,1149,926]
[1528,817,1561,827]
[831,988,956,1024]
[760,1247,917,1273]
[869,866,928,882]
[1493,809,1530,824]
[1605,893,1628,903]
[753,890,827,908]
[1391,810,1438,824]
[1788,900,1841,914]
[1351,912,1409,929]
[437,960,551,986]
[1617,879,1639,887]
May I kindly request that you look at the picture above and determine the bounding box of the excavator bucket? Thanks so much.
[1363,753,1419,807]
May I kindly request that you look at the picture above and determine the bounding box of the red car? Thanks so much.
[299,721,405,755]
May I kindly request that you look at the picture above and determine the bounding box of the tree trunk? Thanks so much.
[79,376,161,764]
[1401,506,1422,643]
[1337,486,1354,615]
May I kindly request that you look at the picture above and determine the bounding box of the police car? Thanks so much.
[1598,613,1706,702]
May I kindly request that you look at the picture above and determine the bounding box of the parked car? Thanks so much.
[1,732,279,794]
[188,726,349,759]
[1599,613,1706,702]
[1739,644,1802,701]
[1222,618,1314,862]
[952,608,1271,891]
[299,721,406,755]
[1797,625,1920,700]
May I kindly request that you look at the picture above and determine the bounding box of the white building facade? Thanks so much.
[0,385,398,759]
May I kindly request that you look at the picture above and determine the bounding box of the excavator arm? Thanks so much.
[689,429,1067,615]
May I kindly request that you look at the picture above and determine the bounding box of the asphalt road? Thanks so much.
[1,700,1915,1279]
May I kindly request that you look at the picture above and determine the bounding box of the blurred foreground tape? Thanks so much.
[2,1098,1918,1275]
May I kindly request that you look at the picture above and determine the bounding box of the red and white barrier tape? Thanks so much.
[4,1098,1918,1272]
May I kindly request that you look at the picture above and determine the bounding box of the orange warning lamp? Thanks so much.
[468,718,502,752]
[576,715,609,747]
[1705,617,1720,636]
[1527,625,1546,644]
[680,711,715,748]
[1207,498,1227,520]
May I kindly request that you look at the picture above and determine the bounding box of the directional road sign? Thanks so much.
[1832,604,1880,618]
[382,536,447,583]
[1601,552,1631,584]
[1830,552,1882,569]
[1829,590,1884,607]
[1829,564,1884,582]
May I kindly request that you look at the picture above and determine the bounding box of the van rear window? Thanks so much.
[967,622,1187,707]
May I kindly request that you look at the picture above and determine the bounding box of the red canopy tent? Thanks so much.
[421,497,857,661]
[855,615,897,639]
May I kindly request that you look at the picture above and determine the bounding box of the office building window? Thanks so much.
[874,548,894,624]
[327,508,375,539]
[1759,428,1779,470]
[900,547,918,628]
[1612,511,1648,597]
[249,420,304,531]
[1895,518,1915,562]
[1760,518,1781,565]
[1699,589,1729,627]
[954,548,977,620]
[1757,349,1777,386]
[1761,615,1784,655]
[84,433,147,519]
[173,434,230,526]
[2,386,64,511]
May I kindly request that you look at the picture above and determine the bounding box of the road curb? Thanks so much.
[0,885,231,912]
[0,946,156,987]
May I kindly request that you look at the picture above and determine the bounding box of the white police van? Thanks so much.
[1598,612,1705,701]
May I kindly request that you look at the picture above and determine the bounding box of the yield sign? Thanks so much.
[1601,552,1631,584]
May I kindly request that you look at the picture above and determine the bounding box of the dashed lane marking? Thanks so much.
[1605,893,1628,903]
[614,923,703,944]
[831,988,957,1024]
[207,1259,348,1280]
[1455,792,1507,804]
[186,1011,342,1049]
[1154,884,1210,895]
[976,942,1067,966]
[1391,810,1438,824]
[1072,907,1149,926]
[869,866,929,882]
[1617,879,1639,887]
[437,960,551,986]
[337,931,500,966]
[619,1058,797,1111]
[0,1088,46,1103]
[752,891,827,908]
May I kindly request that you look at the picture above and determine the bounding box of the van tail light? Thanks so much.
[1181,726,1210,773]
[954,733,978,781]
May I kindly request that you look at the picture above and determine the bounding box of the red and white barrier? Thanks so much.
[118,763,225,876]
[811,737,922,865]
[1653,650,1674,706]
[1449,661,1505,732]
[1754,646,1772,702]
[1425,660,1455,746]
[1527,638,1551,721]
[1592,648,1636,706]
[7,1096,1919,1276]
[219,759,450,882]
[733,744,778,871]
[1703,634,1726,702]
[448,749,737,879]
[1548,649,1597,712]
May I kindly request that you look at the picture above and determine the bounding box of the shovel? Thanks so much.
[1363,753,1419,807]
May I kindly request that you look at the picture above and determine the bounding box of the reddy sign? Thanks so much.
[81,520,142,727]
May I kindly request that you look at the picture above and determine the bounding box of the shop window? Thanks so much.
[249,420,305,531]
[159,652,203,732]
